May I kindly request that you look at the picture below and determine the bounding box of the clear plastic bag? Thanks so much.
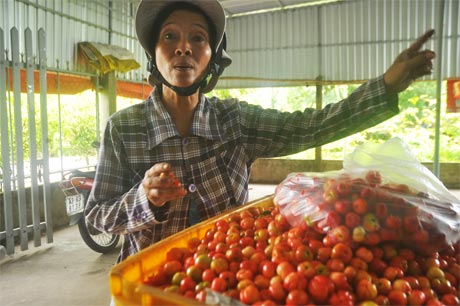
[274,138,460,254]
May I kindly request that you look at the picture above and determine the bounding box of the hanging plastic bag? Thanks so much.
[274,138,460,254]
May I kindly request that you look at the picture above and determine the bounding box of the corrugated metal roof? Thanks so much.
[219,0,460,88]
[220,0,344,16]
[1,0,458,88]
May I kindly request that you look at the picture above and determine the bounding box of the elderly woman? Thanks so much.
[85,0,435,263]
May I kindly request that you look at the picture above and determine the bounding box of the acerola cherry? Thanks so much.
[308,275,334,303]
[285,289,309,306]
[352,198,368,214]
[331,242,353,264]
[239,284,260,305]
[345,212,361,228]
[355,278,378,301]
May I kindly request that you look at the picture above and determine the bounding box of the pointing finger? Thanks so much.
[407,29,435,55]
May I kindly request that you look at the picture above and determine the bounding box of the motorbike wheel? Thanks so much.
[77,217,120,254]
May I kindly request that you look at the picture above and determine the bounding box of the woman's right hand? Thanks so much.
[142,163,187,207]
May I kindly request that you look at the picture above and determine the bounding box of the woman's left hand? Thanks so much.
[142,162,187,207]
[383,29,435,94]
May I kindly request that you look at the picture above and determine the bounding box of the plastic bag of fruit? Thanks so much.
[274,138,460,254]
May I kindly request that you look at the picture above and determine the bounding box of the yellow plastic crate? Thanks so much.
[110,195,274,306]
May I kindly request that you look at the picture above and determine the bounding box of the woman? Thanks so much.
[85,0,435,263]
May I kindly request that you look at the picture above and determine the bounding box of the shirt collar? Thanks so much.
[146,90,226,149]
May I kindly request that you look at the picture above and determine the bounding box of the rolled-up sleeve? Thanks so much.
[241,75,399,158]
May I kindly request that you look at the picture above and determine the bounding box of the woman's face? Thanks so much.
[154,9,212,89]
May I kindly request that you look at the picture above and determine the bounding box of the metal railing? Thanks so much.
[0,27,52,255]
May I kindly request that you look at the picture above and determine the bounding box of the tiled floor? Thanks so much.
[0,186,458,306]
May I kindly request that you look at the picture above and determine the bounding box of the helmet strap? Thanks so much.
[147,56,209,96]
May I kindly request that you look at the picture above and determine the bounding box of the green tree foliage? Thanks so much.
[1,90,98,172]
[210,81,459,163]
[1,82,458,177]
[47,91,98,162]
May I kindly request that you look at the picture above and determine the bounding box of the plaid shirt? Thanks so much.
[85,75,398,262]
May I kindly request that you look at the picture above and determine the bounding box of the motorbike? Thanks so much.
[59,169,120,253]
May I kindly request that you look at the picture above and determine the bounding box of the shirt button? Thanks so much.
[188,184,197,193]
[182,138,189,146]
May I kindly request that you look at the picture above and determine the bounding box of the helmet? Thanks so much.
[135,0,232,96]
